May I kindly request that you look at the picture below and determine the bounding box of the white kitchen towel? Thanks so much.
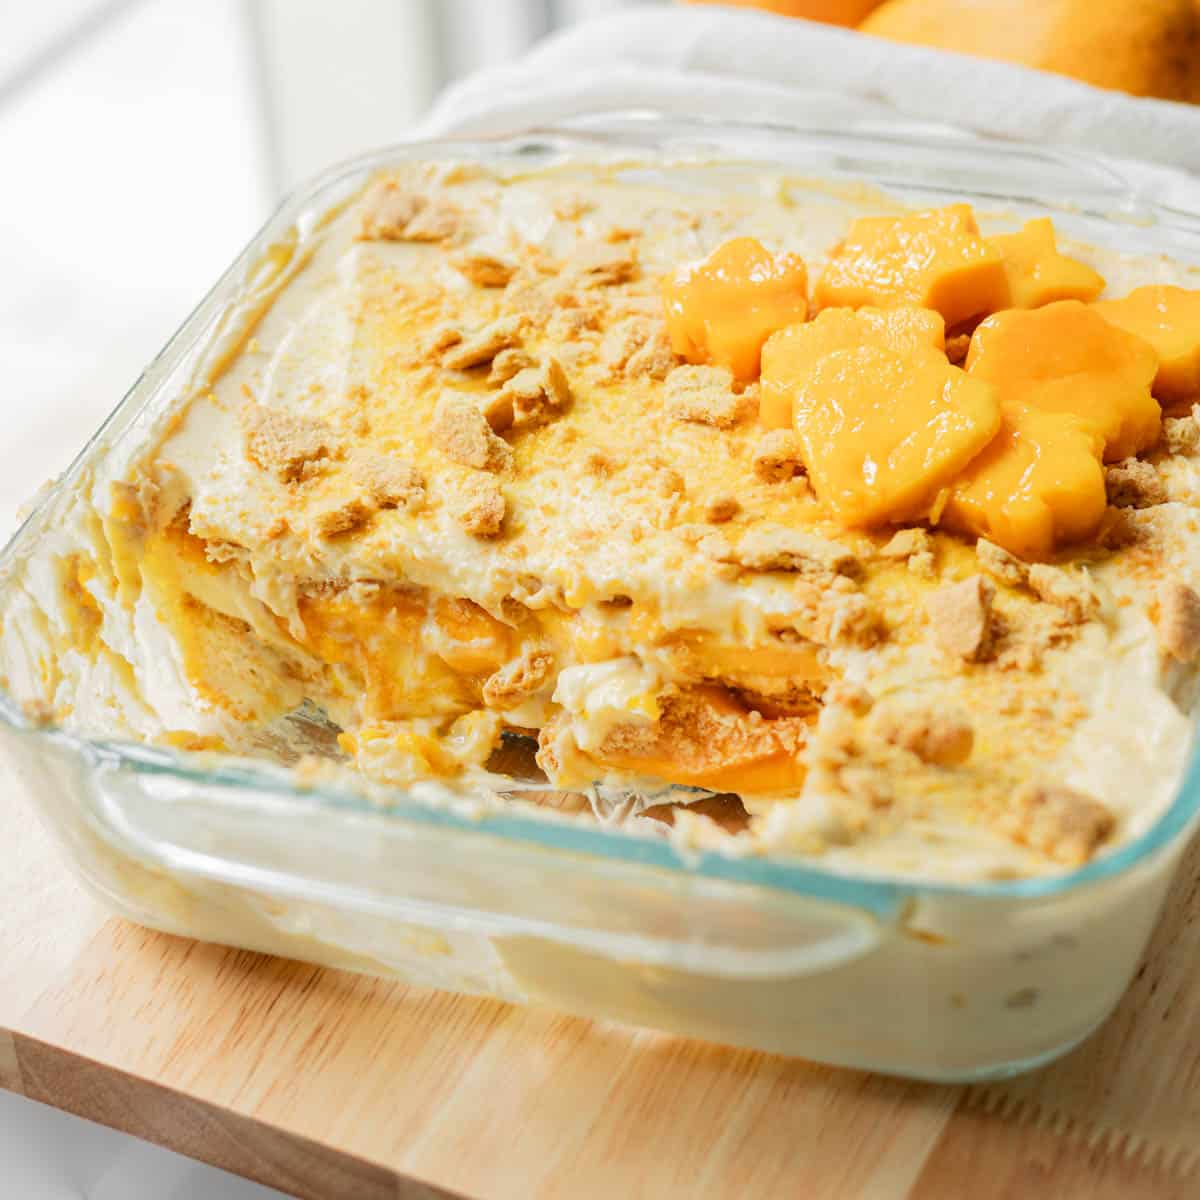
[422,5,1200,184]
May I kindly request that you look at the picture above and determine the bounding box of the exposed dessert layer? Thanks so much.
[4,157,1200,883]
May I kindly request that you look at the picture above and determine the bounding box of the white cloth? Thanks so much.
[424,6,1200,193]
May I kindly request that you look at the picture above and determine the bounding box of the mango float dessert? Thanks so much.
[5,158,1200,886]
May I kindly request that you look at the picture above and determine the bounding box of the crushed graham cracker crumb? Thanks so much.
[482,650,555,708]
[1027,564,1099,624]
[314,497,373,539]
[243,407,341,483]
[828,594,886,648]
[455,474,506,537]
[709,524,862,578]
[358,179,459,243]
[1002,782,1114,865]
[451,247,517,288]
[1162,406,1200,456]
[752,429,806,482]
[349,452,425,510]
[426,323,464,358]
[927,575,995,662]
[666,365,754,429]
[441,316,524,371]
[431,394,513,471]
[1158,581,1200,663]
[1106,458,1168,509]
[488,347,535,386]
[871,705,974,767]
[573,243,639,287]
[704,496,741,524]
[975,537,1029,587]
[597,316,674,382]
[497,356,572,429]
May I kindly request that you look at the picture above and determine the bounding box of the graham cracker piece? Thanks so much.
[432,394,513,472]
[454,474,506,538]
[666,365,754,430]
[927,575,995,662]
[243,407,341,483]
[482,650,555,709]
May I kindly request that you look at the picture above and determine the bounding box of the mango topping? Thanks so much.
[662,237,809,382]
[814,204,1009,328]
[988,218,1106,309]
[966,300,1160,462]
[762,308,1000,527]
[1094,285,1200,406]
[760,304,945,428]
[942,406,1107,561]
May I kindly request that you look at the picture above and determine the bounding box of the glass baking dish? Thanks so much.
[3,112,1200,1083]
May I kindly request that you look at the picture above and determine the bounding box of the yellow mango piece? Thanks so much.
[760,304,945,428]
[861,0,1200,106]
[1093,285,1200,405]
[763,308,1000,526]
[966,300,1160,462]
[814,204,1009,329]
[662,236,809,382]
[988,218,1105,309]
[943,405,1107,561]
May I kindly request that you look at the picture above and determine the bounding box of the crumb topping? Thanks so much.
[359,179,460,243]
[871,705,974,766]
[454,474,506,538]
[752,429,807,482]
[496,357,573,430]
[975,537,1028,588]
[349,452,425,510]
[927,576,995,662]
[451,246,518,288]
[440,316,525,371]
[1002,782,1114,866]
[666,365,755,429]
[243,408,341,483]
[483,650,555,708]
[709,524,862,579]
[704,496,741,524]
[432,394,513,472]
[1106,458,1168,509]
[1158,582,1200,663]
[1026,564,1099,624]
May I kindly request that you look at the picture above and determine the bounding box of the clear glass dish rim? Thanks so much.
[4,108,1199,911]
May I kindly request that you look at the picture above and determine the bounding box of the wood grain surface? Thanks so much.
[2,764,1198,1200]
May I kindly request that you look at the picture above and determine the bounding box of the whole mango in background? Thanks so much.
[861,0,1200,103]
[684,0,888,27]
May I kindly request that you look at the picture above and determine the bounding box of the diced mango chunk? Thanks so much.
[662,237,809,382]
[1093,285,1200,405]
[760,304,945,428]
[966,300,1160,462]
[814,204,1009,328]
[943,405,1107,561]
[763,309,1001,526]
[988,218,1105,309]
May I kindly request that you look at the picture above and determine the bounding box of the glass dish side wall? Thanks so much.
[0,717,1184,1082]
[2,115,1200,1083]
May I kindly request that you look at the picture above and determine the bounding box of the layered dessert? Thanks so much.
[5,157,1200,884]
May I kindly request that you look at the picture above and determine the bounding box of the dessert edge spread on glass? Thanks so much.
[8,158,1200,885]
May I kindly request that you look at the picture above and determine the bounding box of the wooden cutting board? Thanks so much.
[2,767,1198,1200]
